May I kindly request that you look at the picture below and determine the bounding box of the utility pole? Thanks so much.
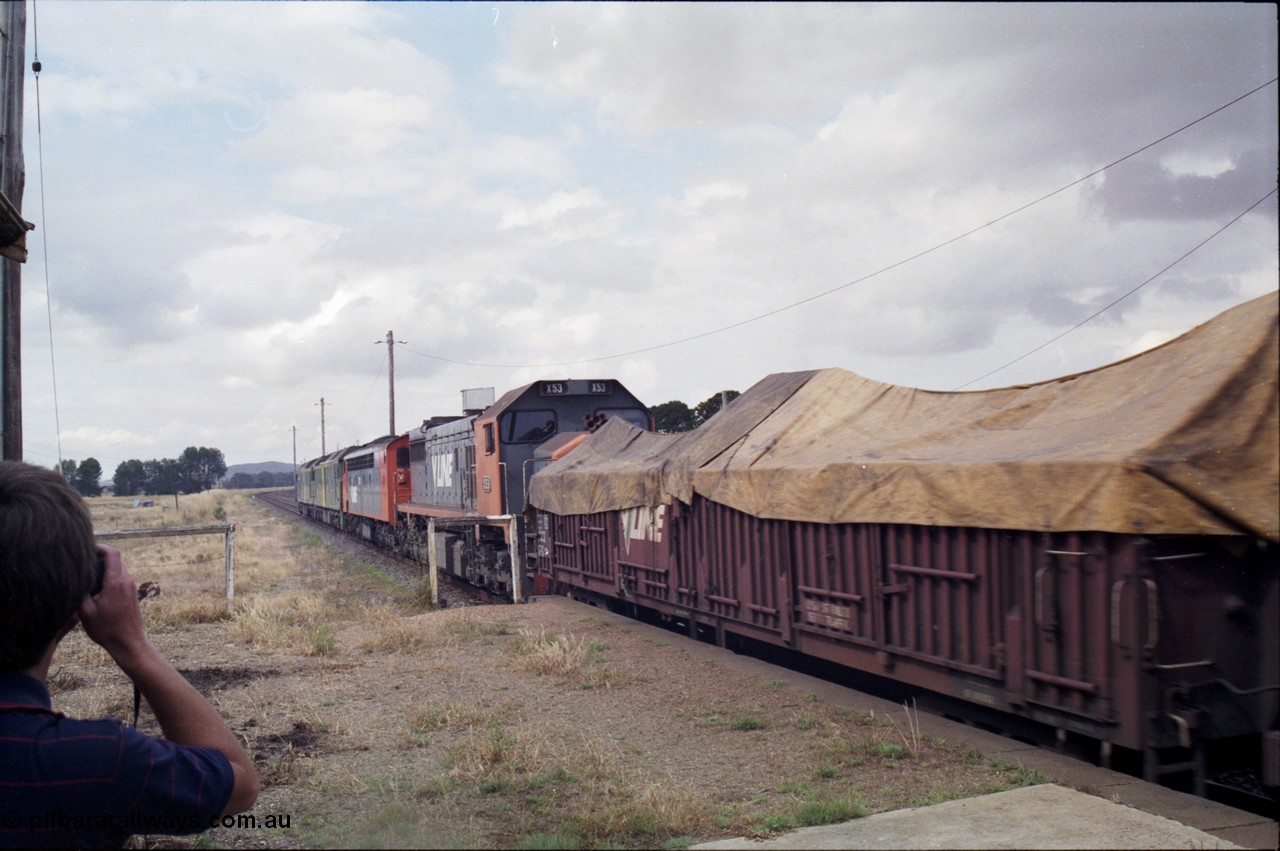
[291,425,297,471]
[374,330,405,436]
[0,3,32,461]
[315,398,326,455]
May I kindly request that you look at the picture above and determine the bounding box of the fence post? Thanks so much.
[224,523,236,610]
[426,518,438,606]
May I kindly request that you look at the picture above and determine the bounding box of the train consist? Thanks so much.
[526,293,1279,805]
[295,379,651,598]
[295,293,1277,805]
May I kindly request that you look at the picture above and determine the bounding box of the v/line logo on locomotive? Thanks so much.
[431,453,455,488]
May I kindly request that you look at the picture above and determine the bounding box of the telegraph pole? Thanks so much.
[315,398,326,455]
[0,3,31,461]
[374,330,405,436]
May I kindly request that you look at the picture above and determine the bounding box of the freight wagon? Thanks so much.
[528,293,1280,803]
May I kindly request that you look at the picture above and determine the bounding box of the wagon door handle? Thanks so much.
[1143,578,1159,652]
[1034,567,1052,630]
[1111,579,1127,650]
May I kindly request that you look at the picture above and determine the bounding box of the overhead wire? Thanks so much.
[29,0,64,467]
[401,76,1278,371]
[953,185,1278,390]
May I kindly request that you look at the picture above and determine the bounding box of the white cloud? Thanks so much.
[15,2,1277,476]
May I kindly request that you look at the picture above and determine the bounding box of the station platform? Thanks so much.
[690,782,1259,849]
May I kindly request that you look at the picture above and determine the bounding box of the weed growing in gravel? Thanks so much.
[990,761,1053,788]
[405,702,494,746]
[443,617,518,641]
[510,627,623,688]
[229,592,342,656]
[409,575,436,610]
[449,720,538,781]
[360,614,436,653]
[546,781,714,849]
[795,794,869,826]
[145,596,231,629]
[886,699,923,756]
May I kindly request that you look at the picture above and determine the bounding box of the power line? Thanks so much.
[953,185,1278,390]
[401,77,1278,371]
[30,1,64,467]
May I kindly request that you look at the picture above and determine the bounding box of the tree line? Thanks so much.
[224,470,295,490]
[648,390,741,433]
[58,447,229,497]
[56,391,743,499]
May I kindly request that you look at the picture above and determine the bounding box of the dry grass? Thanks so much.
[87,489,232,530]
[43,490,1048,850]
[359,613,438,654]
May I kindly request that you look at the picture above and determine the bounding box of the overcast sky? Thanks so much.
[17,1,1278,476]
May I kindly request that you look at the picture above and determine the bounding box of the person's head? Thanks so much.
[0,460,97,672]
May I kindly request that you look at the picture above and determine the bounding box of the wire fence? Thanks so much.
[94,523,237,608]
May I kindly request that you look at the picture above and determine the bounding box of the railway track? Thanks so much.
[252,489,502,608]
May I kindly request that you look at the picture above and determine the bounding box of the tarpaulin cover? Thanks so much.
[530,293,1279,540]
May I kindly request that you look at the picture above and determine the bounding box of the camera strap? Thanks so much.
[128,582,162,728]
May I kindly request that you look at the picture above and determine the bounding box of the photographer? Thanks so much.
[0,461,258,848]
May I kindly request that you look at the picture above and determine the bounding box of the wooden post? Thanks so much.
[426,517,438,606]
[0,3,27,461]
[387,330,396,436]
[224,523,236,609]
[509,514,524,604]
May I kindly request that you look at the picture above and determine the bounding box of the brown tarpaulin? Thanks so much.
[530,293,1279,540]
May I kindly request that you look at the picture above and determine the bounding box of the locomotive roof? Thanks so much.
[531,292,1279,541]
[343,434,402,457]
[477,379,646,420]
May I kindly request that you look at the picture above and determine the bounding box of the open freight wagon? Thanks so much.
[528,293,1280,802]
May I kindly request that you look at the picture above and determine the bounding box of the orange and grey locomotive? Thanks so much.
[296,379,651,599]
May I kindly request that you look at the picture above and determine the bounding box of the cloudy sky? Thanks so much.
[16,2,1278,476]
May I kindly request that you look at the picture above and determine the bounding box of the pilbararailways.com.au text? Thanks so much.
[8,811,292,833]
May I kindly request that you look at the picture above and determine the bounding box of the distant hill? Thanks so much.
[227,458,294,478]
[223,461,293,480]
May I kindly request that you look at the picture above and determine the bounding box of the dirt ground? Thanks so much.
[49,492,1044,850]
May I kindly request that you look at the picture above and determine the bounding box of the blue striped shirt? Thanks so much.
[0,673,234,848]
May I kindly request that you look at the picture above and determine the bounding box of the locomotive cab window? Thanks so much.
[596,408,650,430]
[502,410,558,443]
[396,447,410,468]
[483,423,495,455]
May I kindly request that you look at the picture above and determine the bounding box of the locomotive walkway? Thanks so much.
[534,597,1278,850]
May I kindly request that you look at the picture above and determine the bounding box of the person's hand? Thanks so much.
[76,547,260,813]
[76,545,151,667]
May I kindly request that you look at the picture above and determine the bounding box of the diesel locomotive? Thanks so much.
[296,378,651,599]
